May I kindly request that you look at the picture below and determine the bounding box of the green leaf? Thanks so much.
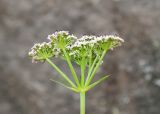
[85,75,110,91]
[50,79,79,93]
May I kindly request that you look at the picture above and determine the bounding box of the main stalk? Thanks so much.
[80,92,86,114]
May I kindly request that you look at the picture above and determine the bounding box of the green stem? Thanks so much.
[46,58,76,88]
[85,50,107,86]
[88,49,92,70]
[62,49,80,87]
[85,56,98,86]
[81,58,86,87]
[80,92,85,114]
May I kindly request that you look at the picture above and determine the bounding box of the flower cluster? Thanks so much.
[28,42,54,62]
[28,31,124,114]
[28,31,124,63]
[48,31,77,49]
[66,35,124,65]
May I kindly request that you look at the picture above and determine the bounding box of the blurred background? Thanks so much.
[0,0,160,114]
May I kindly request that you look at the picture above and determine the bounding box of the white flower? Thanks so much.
[28,42,55,62]
[47,31,77,49]
[47,31,69,40]
[29,31,124,64]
